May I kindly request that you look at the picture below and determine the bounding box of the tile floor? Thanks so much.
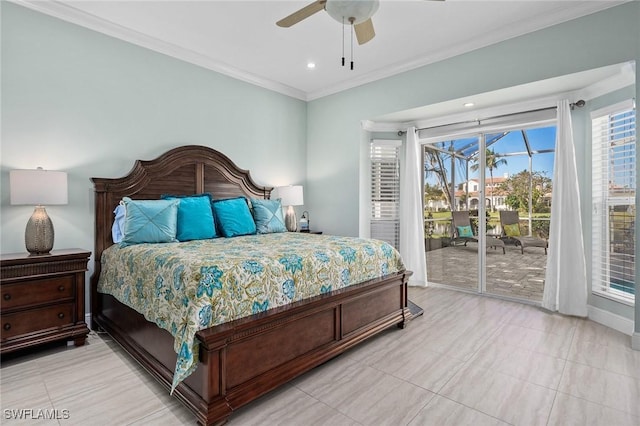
[1,286,639,425]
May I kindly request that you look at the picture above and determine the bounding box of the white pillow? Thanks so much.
[112,202,126,243]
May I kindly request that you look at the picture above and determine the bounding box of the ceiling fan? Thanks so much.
[277,0,378,45]
[276,0,444,45]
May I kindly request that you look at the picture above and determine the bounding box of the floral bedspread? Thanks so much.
[97,233,405,391]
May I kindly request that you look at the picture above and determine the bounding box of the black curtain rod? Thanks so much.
[415,105,557,133]
[399,100,586,135]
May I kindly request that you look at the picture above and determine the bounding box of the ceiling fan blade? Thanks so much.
[276,0,326,28]
[354,18,375,45]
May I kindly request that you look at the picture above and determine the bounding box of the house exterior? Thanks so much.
[455,177,509,211]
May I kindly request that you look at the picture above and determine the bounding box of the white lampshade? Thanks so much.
[10,169,68,206]
[273,185,304,207]
[325,0,380,25]
[9,168,68,254]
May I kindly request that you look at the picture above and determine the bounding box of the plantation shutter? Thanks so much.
[591,100,636,303]
[370,139,401,248]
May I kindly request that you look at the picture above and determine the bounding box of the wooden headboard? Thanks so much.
[90,145,271,290]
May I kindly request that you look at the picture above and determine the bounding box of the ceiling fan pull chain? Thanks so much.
[341,17,345,66]
[350,20,354,70]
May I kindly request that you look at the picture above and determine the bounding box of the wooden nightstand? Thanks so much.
[0,249,91,354]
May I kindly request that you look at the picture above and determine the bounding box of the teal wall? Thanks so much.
[306,2,639,326]
[0,2,307,261]
[307,2,639,237]
[1,2,639,331]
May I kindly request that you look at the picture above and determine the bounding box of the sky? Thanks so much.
[424,125,556,188]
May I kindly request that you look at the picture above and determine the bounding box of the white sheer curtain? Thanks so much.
[542,100,587,316]
[400,127,428,286]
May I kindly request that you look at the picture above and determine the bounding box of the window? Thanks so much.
[592,100,636,304]
[370,139,401,248]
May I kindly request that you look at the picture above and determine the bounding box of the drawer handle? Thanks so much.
[58,285,65,292]
[3,294,10,301]
[3,323,10,331]
[58,313,65,319]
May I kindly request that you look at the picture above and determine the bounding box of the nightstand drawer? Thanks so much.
[1,249,90,354]
[1,303,74,339]
[1,276,74,310]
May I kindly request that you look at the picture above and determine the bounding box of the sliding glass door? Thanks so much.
[423,125,555,303]
[424,137,480,291]
[482,128,555,302]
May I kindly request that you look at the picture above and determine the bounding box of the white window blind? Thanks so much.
[591,100,636,304]
[370,139,401,248]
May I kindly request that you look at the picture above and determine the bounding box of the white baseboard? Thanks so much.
[587,305,635,336]
[85,313,92,330]
[633,332,640,351]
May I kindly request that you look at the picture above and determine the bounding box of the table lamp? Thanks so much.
[10,168,68,254]
[272,185,304,232]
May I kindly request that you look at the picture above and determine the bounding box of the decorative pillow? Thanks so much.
[161,193,217,241]
[251,198,287,234]
[504,223,521,237]
[211,197,256,237]
[456,225,474,238]
[119,197,179,247]
[111,203,126,243]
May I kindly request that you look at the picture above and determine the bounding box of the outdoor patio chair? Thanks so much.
[451,210,505,254]
[499,210,548,254]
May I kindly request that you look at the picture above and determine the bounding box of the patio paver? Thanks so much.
[425,243,547,303]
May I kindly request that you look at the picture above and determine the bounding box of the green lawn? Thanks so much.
[425,210,551,238]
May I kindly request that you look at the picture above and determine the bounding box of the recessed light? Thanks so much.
[463,102,475,108]
[307,62,316,69]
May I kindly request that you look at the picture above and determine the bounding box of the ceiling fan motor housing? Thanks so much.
[325,0,380,25]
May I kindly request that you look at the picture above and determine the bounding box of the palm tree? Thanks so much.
[424,148,453,209]
[424,142,467,211]
[471,148,508,212]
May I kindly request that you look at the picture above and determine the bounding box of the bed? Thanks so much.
[90,145,413,425]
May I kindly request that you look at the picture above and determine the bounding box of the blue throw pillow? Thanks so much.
[251,198,287,234]
[457,225,474,238]
[161,193,217,241]
[120,197,179,247]
[211,197,256,237]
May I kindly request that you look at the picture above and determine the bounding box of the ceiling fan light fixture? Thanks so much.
[325,0,380,25]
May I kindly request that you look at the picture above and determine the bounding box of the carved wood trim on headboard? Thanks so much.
[90,145,272,312]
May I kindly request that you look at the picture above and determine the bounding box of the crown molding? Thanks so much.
[10,0,629,103]
[12,0,308,101]
[305,1,629,101]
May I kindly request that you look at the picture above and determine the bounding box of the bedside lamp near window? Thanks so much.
[272,185,303,232]
[10,168,68,255]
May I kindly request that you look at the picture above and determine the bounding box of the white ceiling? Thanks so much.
[18,0,628,102]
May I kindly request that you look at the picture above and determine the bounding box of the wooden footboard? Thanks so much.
[91,146,414,425]
[94,270,411,425]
